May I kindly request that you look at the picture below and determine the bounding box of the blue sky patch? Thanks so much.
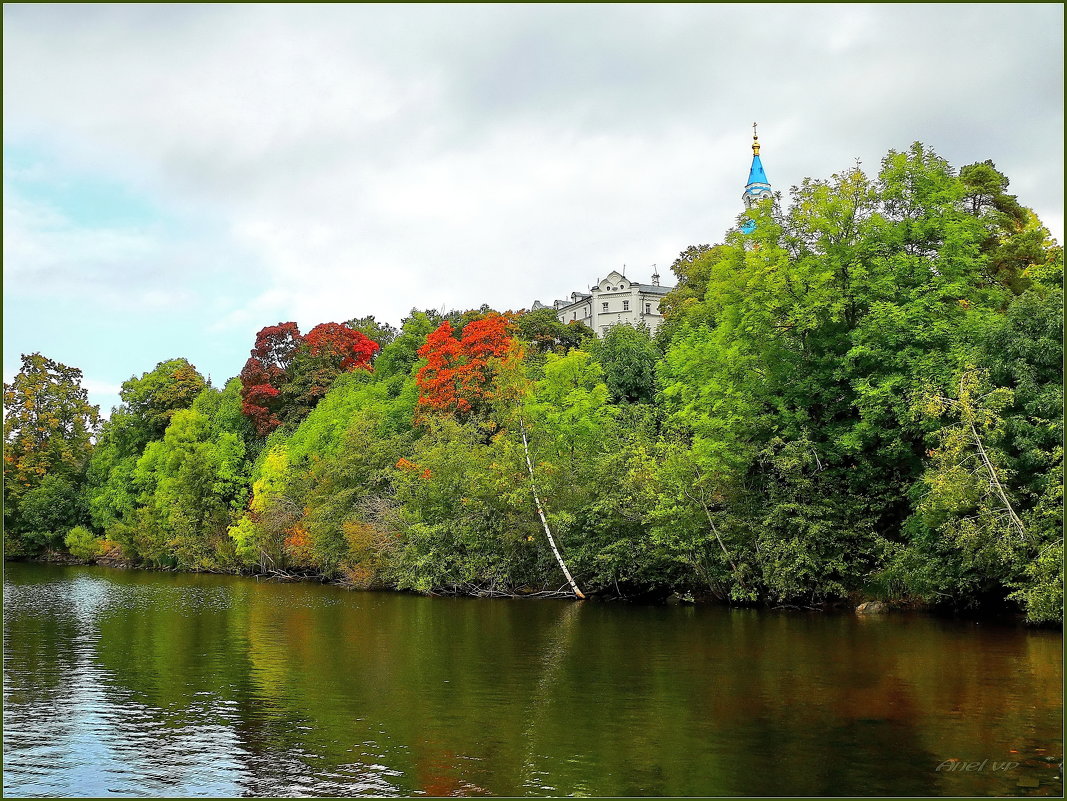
[4,142,164,229]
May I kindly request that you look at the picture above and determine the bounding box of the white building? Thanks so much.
[532,268,673,337]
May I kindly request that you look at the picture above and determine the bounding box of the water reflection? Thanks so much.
[3,563,1062,797]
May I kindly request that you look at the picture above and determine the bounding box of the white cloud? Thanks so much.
[3,3,1063,386]
[215,121,739,332]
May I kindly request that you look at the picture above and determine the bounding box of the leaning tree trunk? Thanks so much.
[519,419,585,600]
[954,373,1032,545]
[969,420,1031,544]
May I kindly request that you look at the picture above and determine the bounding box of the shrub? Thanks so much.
[65,525,104,562]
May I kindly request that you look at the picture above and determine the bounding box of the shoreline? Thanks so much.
[6,552,1046,628]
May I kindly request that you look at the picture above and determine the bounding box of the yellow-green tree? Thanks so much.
[4,353,99,552]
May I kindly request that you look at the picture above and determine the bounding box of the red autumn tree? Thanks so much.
[240,321,381,437]
[283,323,381,418]
[415,313,513,417]
[304,322,380,370]
[240,322,304,437]
[251,321,304,369]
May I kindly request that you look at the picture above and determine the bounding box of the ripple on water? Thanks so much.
[3,563,1062,798]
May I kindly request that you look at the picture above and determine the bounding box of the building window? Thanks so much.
[572,312,576,320]
[622,300,629,311]
[645,303,651,314]
[602,302,608,312]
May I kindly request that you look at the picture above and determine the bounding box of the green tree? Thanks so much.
[588,323,660,404]
[882,273,1063,620]
[84,360,207,551]
[119,358,207,442]
[651,143,1059,609]
[375,310,443,380]
[514,307,593,356]
[86,378,254,567]
[132,407,250,569]
[12,475,84,552]
[4,353,99,550]
[84,412,145,548]
[347,315,399,348]
[519,350,666,594]
[231,370,417,577]
[959,160,1045,294]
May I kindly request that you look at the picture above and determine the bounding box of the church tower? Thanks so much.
[742,122,773,208]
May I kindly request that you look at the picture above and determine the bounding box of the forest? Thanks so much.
[5,143,1062,623]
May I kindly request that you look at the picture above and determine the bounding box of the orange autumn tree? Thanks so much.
[414,313,517,420]
[283,522,313,565]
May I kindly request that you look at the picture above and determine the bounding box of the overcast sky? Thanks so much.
[4,4,1063,415]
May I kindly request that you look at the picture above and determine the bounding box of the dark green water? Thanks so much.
[3,562,1062,797]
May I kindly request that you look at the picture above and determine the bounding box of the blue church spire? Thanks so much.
[742,122,773,209]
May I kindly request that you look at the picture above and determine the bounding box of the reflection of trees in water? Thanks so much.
[497,606,1059,796]
[4,567,85,796]
[706,613,943,796]
[517,600,582,795]
[4,564,1062,797]
[4,569,82,706]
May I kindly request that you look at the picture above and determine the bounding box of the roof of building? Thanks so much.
[747,153,769,189]
[747,124,771,190]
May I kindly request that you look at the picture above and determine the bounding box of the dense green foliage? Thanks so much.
[6,144,1061,622]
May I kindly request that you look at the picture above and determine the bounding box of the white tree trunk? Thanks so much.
[519,420,585,600]
[969,421,1031,543]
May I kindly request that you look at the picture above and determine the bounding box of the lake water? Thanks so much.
[3,562,1062,797]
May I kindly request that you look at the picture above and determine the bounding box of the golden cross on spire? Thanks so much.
[752,121,761,155]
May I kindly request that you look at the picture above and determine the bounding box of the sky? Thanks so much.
[4,4,1064,416]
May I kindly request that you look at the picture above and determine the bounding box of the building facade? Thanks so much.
[532,268,672,337]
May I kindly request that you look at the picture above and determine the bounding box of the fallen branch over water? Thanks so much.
[251,567,326,582]
[426,581,576,599]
